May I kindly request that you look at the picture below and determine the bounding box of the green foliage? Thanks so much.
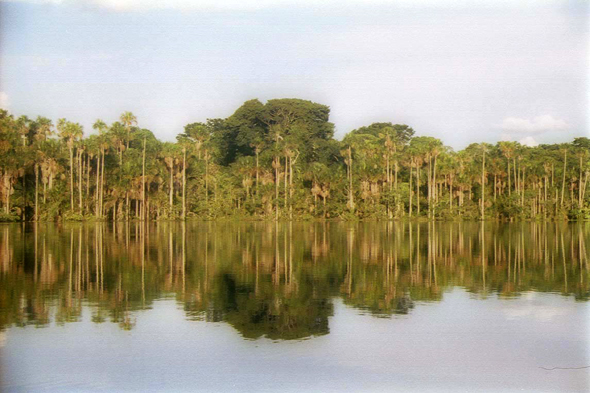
[0,102,588,222]
[0,212,20,222]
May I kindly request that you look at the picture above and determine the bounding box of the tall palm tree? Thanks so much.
[480,143,488,220]
[58,119,83,213]
[498,141,515,197]
[32,117,53,220]
[120,112,137,150]
[93,120,108,218]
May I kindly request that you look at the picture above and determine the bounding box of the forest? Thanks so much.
[0,98,589,222]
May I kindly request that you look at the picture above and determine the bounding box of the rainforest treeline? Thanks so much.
[1,98,589,222]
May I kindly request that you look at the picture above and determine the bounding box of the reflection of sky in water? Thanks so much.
[502,292,573,321]
[3,289,588,392]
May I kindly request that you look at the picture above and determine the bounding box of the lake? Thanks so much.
[1,222,589,392]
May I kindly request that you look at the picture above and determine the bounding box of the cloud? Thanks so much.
[0,92,9,110]
[518,136,538,147]
[501,115,569,135]
[5,0,564,12]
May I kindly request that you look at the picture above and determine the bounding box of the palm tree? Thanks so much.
[498,141,515,196]
[250,140,265,195]
[560,147,568,207]
[120,112,137,150]
[161,143,179,217]
[58,119,83,213]
[32,117,53,220]
[480,143,488,220]
[92,120,108,218]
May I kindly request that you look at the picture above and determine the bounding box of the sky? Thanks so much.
[0,0,588,149]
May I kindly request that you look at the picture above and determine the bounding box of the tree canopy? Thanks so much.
[0,100,589,222]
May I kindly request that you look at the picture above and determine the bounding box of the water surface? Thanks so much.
[1,222,589,392]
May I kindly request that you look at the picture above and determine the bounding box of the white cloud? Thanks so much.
[501,115,568,135]
[0,92,9,110]
[518,136,538,147]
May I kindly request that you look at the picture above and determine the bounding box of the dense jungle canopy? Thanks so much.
[0,98,589,221]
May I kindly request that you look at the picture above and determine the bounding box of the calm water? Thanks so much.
[1,222,589,392]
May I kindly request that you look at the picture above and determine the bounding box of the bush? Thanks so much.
[0,212,20,222]
[62,212,86,222]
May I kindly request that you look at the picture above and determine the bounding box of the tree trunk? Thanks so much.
[182,147,186,220]
[284,153,288,213]
[205,153,209,209]
[417,165,421,216]
[169,165,174,213]
[427,155,432,218]
[142,138,146,221]
[255,150,259,195]
[507,160,511,196]
[513,158,518,196]
[86,154,91,213]
[386,151,390,186]
[481,148,485,220]
[289,155,294,220]
[544,175,547,207]
[394,161,398,192]
[34,164,39,221]
[275,157,279,220]
[493,173,496,201]
[348,147,354,212]
[579,155,583,208]
[521,167,525,208]
[69,146,74,213]
[6,180,10,214]
[100,149,105,218]
[581,171,589,205]
[78,150,83,214]
[561,150,567,207]
[95,152,100,217]
[449,176,453,213]
[433,155,437,203]
[409,165,413,217]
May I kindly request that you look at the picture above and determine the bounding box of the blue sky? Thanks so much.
[0,0,588,148]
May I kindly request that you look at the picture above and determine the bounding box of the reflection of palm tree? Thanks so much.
[3,221,590,336]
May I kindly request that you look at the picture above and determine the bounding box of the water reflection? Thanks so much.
[1,222,588,340]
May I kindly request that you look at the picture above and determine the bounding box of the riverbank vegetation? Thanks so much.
[1,99,589,221]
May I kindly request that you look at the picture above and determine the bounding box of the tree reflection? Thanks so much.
[0,222,588,339]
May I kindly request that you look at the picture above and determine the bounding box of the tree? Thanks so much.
[92,120,108,218]
[1,100,588,222]
[57,119,83,214]
[120,112,137,150]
